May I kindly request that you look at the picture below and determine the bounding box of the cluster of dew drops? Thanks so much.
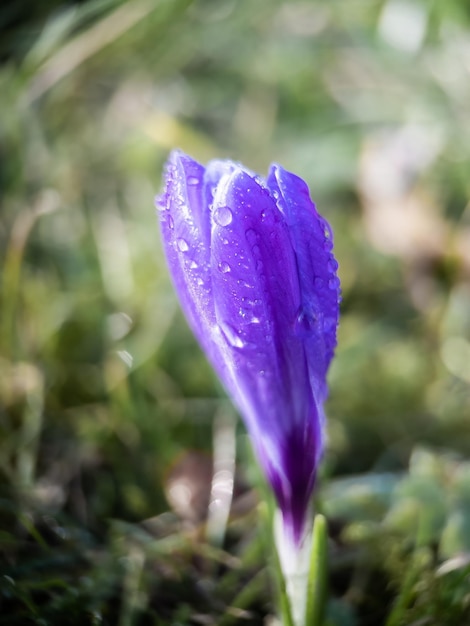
[164,167,340,351]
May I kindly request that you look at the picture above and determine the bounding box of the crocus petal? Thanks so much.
[209,169,323,542]
[157,151,215,350]
[267,165,340,401]
[203,159,239,223]
[210,168,301,422]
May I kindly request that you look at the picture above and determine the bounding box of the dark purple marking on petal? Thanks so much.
[260,415,321,545]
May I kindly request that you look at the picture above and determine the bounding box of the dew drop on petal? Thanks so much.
[218,261,231,274]
[177,238,189,252]
[324,316,336,331]
[245,228,258,246]
[314,277,324,288]
[220,322,244,348]
[294,307,318,337]
[238,305,261,324]
[190,260,198,269]
[214,206,233,227]
[328,277,340,290]
[168,215,174,230]
[187,176,199,185]
[328,258,339,272]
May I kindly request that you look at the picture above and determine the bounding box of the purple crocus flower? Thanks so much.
[157,151,340,545]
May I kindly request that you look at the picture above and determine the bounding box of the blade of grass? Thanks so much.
[25,0,194,103]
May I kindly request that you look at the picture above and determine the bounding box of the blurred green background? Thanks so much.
[1,0,470,624]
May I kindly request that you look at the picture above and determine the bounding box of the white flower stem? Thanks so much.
[274,509,313,626]
[274,510,329,626]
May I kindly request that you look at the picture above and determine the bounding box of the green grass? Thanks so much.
[1,0,470,623]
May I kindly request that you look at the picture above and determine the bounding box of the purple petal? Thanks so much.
[209,169,300,431]
[157,151,215,348]
[267,165,340,401]
[208,169,322,543]
[203,159,239,221]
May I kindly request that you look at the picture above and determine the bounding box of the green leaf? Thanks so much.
[305,514,328,626]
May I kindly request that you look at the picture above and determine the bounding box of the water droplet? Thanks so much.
[187,176,199,185]
[238,305,261,324]
[314,277,324,288]
[324,316,336,331]
[196,278,204,286]
[218,261,231,274]
[214,206,233,227]
[220,322,244,348]
[177,238,189,252]
[328,277,339,290]
[328,258,339,271]
[168,215,174,230]
[190,260,198,269]
[260,210,267,220]
[245,228,257,245]
[294,307,318,336]
[323,239,333,251]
